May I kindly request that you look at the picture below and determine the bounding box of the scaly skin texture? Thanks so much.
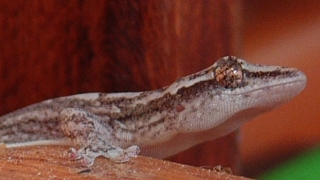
[0,56,307,166]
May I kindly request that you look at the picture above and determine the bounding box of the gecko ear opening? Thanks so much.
[213,56,244,89]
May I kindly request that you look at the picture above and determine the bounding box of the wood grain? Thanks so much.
[0,145,252,180]
[0,0,243,177]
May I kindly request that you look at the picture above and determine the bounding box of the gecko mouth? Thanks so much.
[224,70,307,96]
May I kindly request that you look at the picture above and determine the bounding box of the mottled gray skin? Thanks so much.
[0,56,307,166]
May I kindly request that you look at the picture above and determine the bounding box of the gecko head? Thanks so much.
[177,56,307,134]
[211,56,307,108]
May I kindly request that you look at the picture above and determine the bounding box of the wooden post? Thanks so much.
[0,0,243,176]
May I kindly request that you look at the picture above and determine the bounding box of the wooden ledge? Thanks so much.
[0,145,252,179]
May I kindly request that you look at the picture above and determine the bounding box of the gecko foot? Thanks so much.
[60,108,140,166]
[68,146,140,166]
[68,147,83,160]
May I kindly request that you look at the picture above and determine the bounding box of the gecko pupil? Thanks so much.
[214,57,243,89]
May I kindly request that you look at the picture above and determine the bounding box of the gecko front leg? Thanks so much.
[60,108,140,166]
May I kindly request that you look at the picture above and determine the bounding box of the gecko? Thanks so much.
[0,56,307,166]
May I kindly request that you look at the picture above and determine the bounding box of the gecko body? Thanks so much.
[0,56,307,166]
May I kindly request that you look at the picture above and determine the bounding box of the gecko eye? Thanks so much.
[214,57,244,89]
